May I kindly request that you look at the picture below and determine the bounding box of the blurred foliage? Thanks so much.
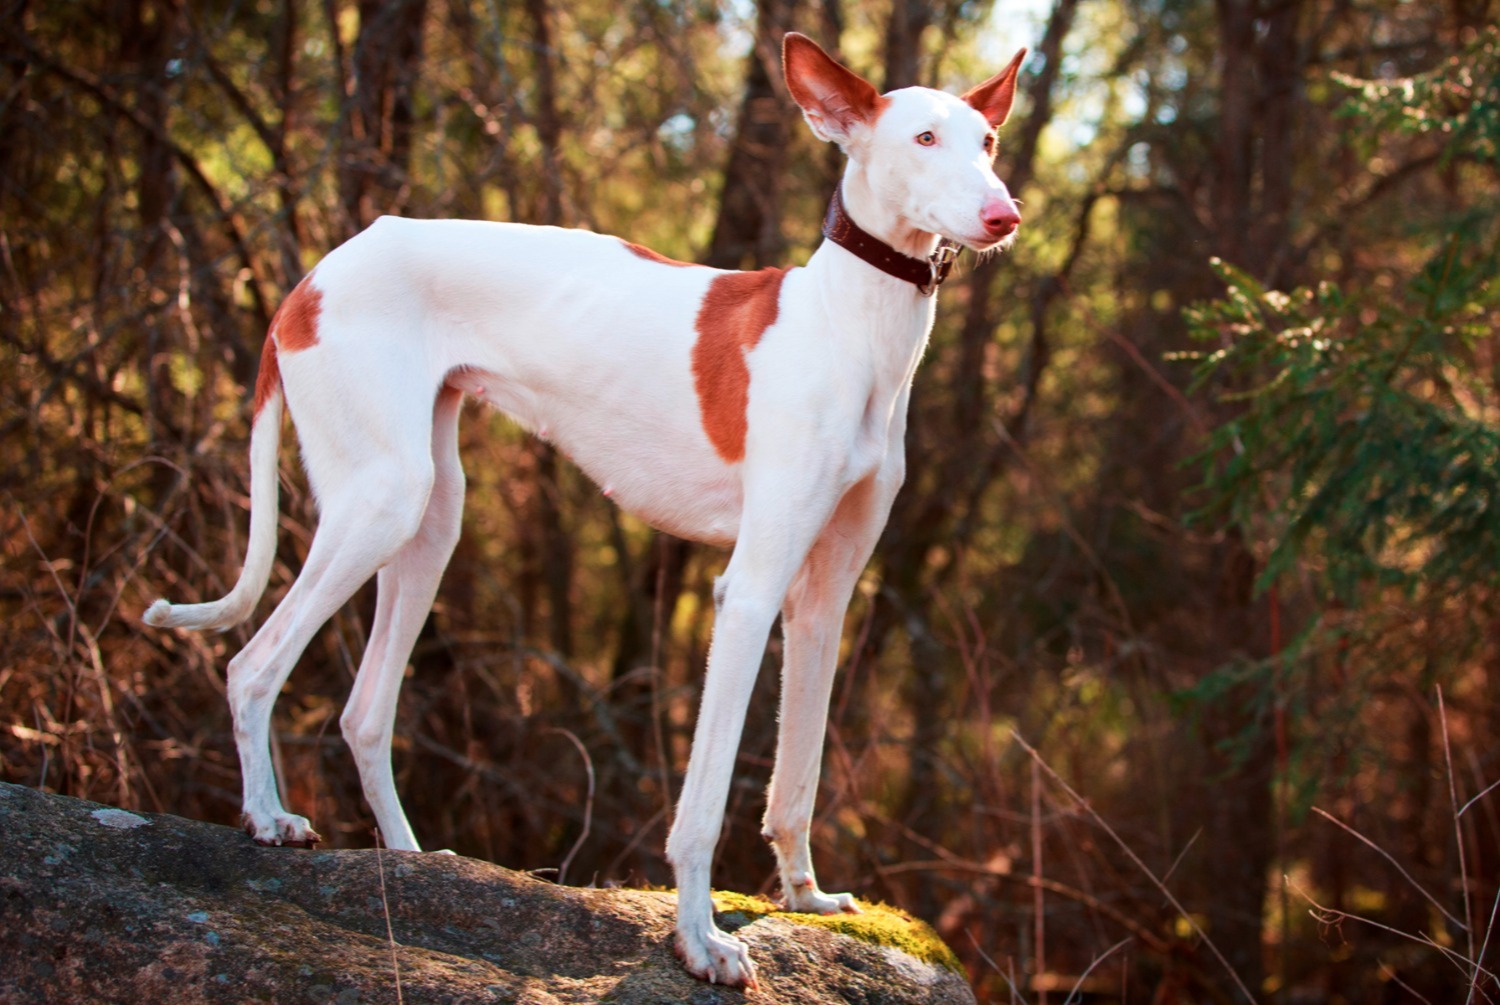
[1188,30,1500,600]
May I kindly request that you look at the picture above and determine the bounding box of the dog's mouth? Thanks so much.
[963,228,1020,255]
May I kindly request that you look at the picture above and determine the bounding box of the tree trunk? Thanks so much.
[703,0,802,271]
[516,0,576,661]
[881,0,931,91]
[339,0,428,234]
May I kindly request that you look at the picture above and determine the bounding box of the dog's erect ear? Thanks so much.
[783,33,883,146]
[962,48,1028,128]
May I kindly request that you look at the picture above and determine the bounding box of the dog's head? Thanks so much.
[783,33,1026,253]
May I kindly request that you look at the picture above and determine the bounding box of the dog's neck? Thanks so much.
[836,165,943,262]
[802,168,941,390]
[806,166,947,363]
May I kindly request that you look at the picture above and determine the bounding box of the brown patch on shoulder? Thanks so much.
[691,268,790,463]
[272,273,323,353]
[252,334,280,419]
[622,240,698,268]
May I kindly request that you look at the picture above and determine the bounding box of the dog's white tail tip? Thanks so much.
[143,596,249,632]
[143,599,176,628]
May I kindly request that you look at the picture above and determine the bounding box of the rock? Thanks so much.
[0,783,975,1004]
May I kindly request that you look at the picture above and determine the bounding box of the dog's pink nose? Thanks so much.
[981,198,1021,238]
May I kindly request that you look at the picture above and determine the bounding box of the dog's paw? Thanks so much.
[674,926,759,991]
[243,811,322,848]
[783,886,861,916]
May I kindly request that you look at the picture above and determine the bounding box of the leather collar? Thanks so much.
[820,184,960,296]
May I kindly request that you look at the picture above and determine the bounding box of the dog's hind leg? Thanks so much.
[228,394,439,847]
[338,386,467,852]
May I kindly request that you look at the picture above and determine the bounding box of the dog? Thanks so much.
[146,32,1026,988]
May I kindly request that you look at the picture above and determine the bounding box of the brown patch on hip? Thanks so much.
[251,272,321,418]
[272,273,323,352]
[691,268,790,463]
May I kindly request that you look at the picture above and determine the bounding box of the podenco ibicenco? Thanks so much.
[145,33,1026,987]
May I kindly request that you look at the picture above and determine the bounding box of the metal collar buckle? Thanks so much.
[921,241,960,296]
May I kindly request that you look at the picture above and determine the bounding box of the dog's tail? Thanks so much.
[145,342,284,632]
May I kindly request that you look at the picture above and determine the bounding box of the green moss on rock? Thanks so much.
[710,891,964,974]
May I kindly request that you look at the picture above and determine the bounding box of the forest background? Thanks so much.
[2,0,1498,1001]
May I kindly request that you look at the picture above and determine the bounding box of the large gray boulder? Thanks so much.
[0,783,975,1004]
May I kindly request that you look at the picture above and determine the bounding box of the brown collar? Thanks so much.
[821,184,960,296]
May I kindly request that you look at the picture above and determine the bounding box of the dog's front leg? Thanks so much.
[764,471,897,914]
[667,587,776,988]
[666,482,839,989]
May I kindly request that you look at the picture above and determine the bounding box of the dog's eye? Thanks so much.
[983,132,995,153]
[916,131,936,146]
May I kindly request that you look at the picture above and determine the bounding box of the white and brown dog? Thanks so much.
[147,33,1026,987]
